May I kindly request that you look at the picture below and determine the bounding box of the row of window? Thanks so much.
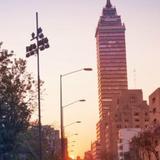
[98,40,125,44]
[98,36,125,41]
[115,112,148,117]
[99,66,126,71]
[99,48,125,52]
[100,79,127,83]
[116,118,149,122]
[98,51,126,55]
[98,27,124,34]
[99,59,126,64]
[117,125,148,129]
[99,45,125,49]
[98,29,125,35]
[100,63,127,67]
[99,54,126,58]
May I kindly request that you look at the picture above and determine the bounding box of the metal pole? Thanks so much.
[60,75,65,160]
[59,68,91,160]
[36,12,42,160]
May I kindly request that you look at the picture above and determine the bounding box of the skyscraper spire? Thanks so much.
[106,0,112,8]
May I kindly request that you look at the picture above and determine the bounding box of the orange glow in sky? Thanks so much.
[0,0,160,157]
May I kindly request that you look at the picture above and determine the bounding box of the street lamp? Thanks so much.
[68,133,78,138]
[63,99,86,109]
[72,133,78,136]
[25,12,49,160]
[60,68,92,160]
[64,121,81,128]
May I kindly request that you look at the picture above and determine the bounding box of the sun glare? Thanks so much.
[70,154,75,160]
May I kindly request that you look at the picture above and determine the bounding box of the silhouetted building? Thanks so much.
[91,141,101,160]
[64,138,69,160]
[84,151,93,160]
[76,156,82,160]
[95,0,128,157]
[16,125,61,160]
[42,125,61,158]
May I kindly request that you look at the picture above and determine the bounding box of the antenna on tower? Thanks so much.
[0,42,3,49]
[133,68,136,89]
[106,0,112,8]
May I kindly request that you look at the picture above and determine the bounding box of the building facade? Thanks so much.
[84,151,93,160]
[95,0,128,156]
[117,128,141,160]
[111,90,149,129]
[149,88,160,125]
[91,141,102,160]
[110,89,149,159]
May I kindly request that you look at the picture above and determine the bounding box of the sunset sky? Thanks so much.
[0,0,160,157]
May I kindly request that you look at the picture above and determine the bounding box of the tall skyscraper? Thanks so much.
[95,0,128,157]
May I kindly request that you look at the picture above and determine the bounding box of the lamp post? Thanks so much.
[71,133,78,136]
[63,99,86,109]
[64,121,81,128]
[60,68,92,160]
[67,133,78,138]
[25,12,49,160]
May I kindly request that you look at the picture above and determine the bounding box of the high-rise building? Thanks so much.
[96,0,128,119]
[95,0,128,156]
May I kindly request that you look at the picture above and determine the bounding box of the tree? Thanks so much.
[129,126,160,160]
[130,132,149,160]
[0,48,36,159]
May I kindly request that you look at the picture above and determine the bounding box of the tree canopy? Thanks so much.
[129,126,160,160]
[0,49,36,158]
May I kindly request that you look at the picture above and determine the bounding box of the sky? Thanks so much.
[0,0,160,158]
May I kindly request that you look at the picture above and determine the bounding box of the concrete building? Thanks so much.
[117,128,141,160]
[111,90,149,129]
[109,89,149,159]
[41,125,61,157]
[84,151,93,160]
[147,88,160,160]
[95,0,128,156]
[149,88,160,125]
[91,141,101,160]
[16,125,61,160]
